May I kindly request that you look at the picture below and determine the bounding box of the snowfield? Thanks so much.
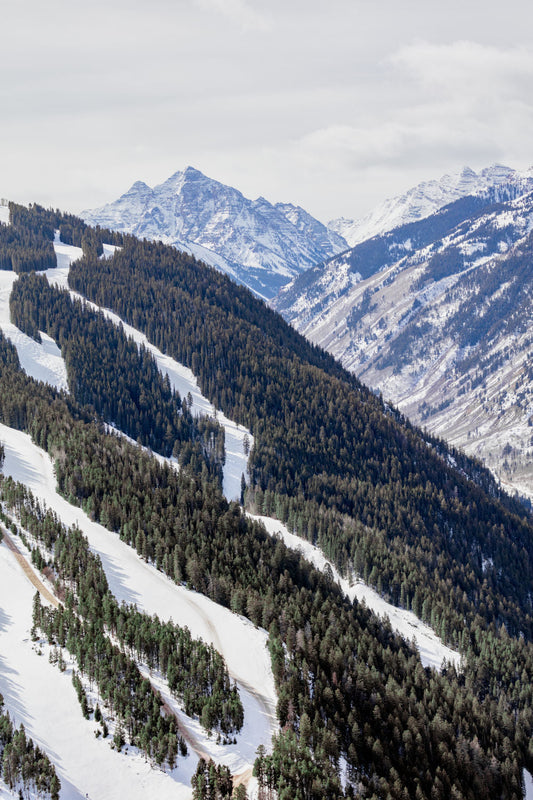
[0,422,277,799]
[0,542,198,800]
[248,514,461,671]
[0,271,69,392]
[525,769,533,799]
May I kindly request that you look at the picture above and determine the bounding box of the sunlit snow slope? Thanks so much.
[0,422,277,798]
[0,539,198,800]
[0,271,68,392]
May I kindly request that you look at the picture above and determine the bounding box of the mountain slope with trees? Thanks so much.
[2,202,533,797]
[274,188,533,499]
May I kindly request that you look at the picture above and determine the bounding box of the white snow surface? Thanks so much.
[45,238,252,503]
[0,271,69,392]
[249,514,461,671]
[524,769,533,800]
[0,541,199,800]
[0,205,9,225]
[0,423,277,798]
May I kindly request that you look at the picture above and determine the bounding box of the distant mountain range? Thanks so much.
[82,167,347,299]
[274,166,533,498]
[328,163,533,246]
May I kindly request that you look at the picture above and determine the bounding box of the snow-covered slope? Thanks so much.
[328,164,533,247]
[0,271,69,392]
[0,422,277,799]
[0,542,198,800]
[0,228,250,503]
[0,231,276,799]
[275,186,533,498]
[82,168,347,299]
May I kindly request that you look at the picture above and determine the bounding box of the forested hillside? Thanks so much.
[10,271,225,476]
[67,231,533,640]
[2,202,533,798]
[273,187,533,500]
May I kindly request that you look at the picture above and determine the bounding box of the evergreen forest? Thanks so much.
[1,203,533,797]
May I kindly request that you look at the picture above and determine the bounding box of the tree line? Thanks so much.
[0,695,60,799]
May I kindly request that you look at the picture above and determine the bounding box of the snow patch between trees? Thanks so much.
[524,769,533,799]
[0,272,69,392]
[248,513,461,671]
[45,237,252,503]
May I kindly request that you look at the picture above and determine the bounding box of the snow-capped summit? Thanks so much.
[83,168,347,299]
[328,164,533,247]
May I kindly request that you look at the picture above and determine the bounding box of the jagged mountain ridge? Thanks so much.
[82,167,347,299]
[328,163,533,247]
[274,179,533,498]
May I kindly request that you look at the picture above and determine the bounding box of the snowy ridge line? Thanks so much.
[248,513,461,671]
[329,164,533,248]
[46,237,252,503]
[0,422,277,798]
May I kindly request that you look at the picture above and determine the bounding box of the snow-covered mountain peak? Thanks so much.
[156,166,219,196]
[329,163,533,247]
[128,179,152,193]
[83,168,347,298]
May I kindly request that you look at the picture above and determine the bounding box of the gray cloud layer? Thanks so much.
[1,0,532,221]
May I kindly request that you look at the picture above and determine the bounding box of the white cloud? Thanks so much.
[389,41,533,99]
[293,116,498,173]
[193,0,270,31]
[2,3,533,223]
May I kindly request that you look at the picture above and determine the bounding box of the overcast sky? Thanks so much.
[1,0,533,222]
